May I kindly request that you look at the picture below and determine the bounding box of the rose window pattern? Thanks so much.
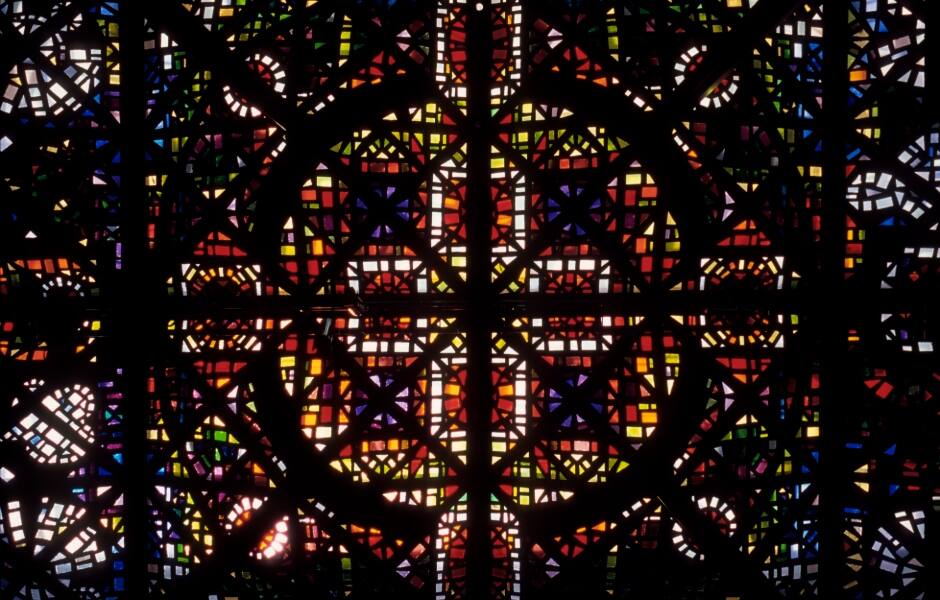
[0,0,937,598]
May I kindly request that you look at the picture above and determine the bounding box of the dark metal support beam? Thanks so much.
[923,2,940,595]
[819,1,850,597]
[118,0,151,596]
[466,3,496,597]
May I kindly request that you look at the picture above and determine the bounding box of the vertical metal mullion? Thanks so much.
[819,1,849,597]
[921,5,940,596]
[465,3,496,598]
[924,5,940,594]
[118,0,150,596]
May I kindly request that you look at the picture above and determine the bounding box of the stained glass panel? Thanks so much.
[0,0,936,598]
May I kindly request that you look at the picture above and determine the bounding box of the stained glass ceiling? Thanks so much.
[0,1,936,598]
